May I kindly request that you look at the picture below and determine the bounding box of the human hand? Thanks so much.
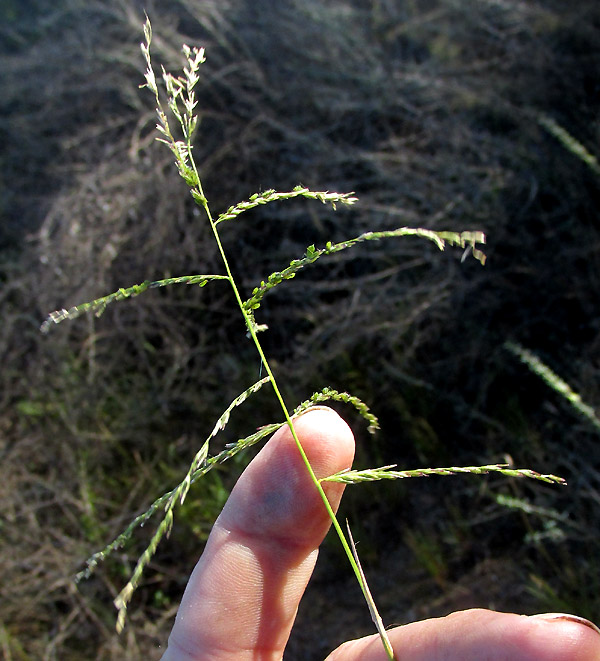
[159,407,600,660]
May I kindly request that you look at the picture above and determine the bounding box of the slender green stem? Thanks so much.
[193,177,395,658]
[157,38,396,658]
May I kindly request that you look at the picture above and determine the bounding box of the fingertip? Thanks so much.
[291,405,356,479]
[326,609,600,661]
[216,406,355,547]
[164,407,357,660]
[526,613,600,661]
[530,613,600,637]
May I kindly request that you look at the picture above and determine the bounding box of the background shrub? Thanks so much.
[0,0,599,657]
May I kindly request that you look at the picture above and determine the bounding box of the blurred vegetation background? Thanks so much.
[1,0,599,658]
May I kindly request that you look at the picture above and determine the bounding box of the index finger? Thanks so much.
[161,407,355,660]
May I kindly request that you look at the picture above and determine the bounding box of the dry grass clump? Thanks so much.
[1,0,599,658]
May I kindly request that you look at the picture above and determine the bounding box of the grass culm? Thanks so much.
[42,17,568,659]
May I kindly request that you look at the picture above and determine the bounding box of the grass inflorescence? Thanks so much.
[322,463,566,485]
[506,342,600,434]
[42,17,568,658]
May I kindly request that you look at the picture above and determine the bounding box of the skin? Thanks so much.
[160,407,600,660]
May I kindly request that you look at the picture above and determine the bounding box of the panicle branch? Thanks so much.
[41,275,227,332]
[242,228,487,324]
[506,341,600,433]
[322,463,566,485]
[215,186,358,225]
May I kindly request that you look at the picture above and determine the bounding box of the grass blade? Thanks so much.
[346,521,396,660]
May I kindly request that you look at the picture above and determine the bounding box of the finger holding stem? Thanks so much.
[161,407,355,660]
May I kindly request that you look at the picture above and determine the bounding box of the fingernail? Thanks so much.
[531,613,600,637]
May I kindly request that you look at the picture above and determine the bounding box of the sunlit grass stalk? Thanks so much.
[138,17,396,656]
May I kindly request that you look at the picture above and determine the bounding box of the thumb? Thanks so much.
[326,609,600,661]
